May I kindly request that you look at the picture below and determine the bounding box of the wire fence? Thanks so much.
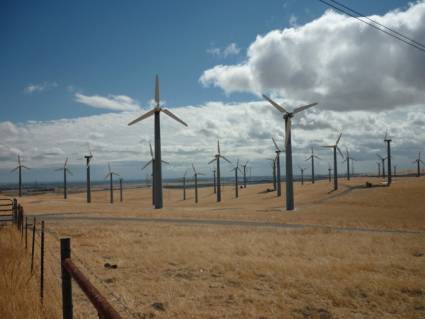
[7,199,136,319]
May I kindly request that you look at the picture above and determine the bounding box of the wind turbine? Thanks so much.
[105,163,120,204]
[241,161,249,188]
[272,137,283,197]
[55,158,72,199]
[384,131,392,185]
[230,159,242,198]
[212,167,217,194]
[376,162,381,177]
[305,147,320,184]
[413,152,424,177]
[376,154,386,179]
[208,140,231,202]
[119,178,123,202]
[192,164,204,203]
[298,166,308,185]
[322,133,344,191]
[142,143,169,207]
[263,94,318,210]
[267,158,277,191]
[393,165,397,177]
[327,163,333,183]
[11,155,30,197]
[343,149,354,181]
[128,75,188,209]
[83,146,93,203]
[182,170,188,200]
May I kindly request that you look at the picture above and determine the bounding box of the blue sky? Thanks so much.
[1,0,424,183]
[0,0,411,122]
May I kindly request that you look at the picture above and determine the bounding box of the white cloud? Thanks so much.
[0,99,424,182]
[74,93,141,112]
[24,81,58,94]
[200,2,425,112]
[207,43,241,58]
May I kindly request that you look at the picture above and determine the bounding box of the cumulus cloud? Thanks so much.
[74,93,141,112]
[207,43,241,58]
[200,2,425,111]
[0,99,424,182]
[24,81,58,94]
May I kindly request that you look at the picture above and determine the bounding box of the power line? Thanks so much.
[318,0,425,54]
[327,0,425,50]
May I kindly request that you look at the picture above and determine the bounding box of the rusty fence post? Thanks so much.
[40,220,45,303]
[20,206,24,240]
[61,238,73,319]
[31,217,36,274]
[13,198,17,225]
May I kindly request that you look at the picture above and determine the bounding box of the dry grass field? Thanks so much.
[2,176,425,318]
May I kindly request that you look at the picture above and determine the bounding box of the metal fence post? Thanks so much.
[20,206,24,240]
[31,217,36,274]
[13,199,17,225]
[40,220,45,303]
[61,238,73,319]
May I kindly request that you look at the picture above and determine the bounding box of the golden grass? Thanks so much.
[0,225,60,319]
[2,176,425,318]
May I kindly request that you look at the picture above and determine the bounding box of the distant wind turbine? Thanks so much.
[267,158,277,191]
[322,133,344,191]
[83,145,93,203]
[241,161,249,188]
[384,131,392,185]
[413,152,424,177]
[105,163,120,204]
[192,164,204,203]
[182,170,188,200]
[230,159,242,198]
[343,148,354,181]
[305,147,320,184]
[263,94,318,210]
[272,137,283,197]
[128,75,188,209]
[298,166,308,185]
[327,163,332,183]
[11,155,30,197]
[376,161,381,177]
[376,154,387,179]
[55,157,72,199]
[208,140,231,202]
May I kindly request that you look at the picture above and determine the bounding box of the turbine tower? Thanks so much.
[128,75,188,209]
[327,163,332,183]
[241,161,249,188]
[105,163,120,204]
[267,158,277,191]
[192,164,204,203]
[208,140,231,202]
[343,149,354,181]
[11,155,30,197]
[376,154,386,179]
[305,147,320,184]
[182,170,188,200]
[272,137,283,197]
[322,133,344,191]
[142,143,169,207]
[393,165,397,177]
[55,158,72,199]
[83,146,93,203]
[212,167,217,194]
[413,152,424,177]
[263,94,318,210]
[230,159,242,198]
[384,131,392,185]
[298,166,308,185]
[376,162,381,177]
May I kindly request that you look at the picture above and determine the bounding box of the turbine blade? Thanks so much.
[161,160,170,165]
[108,163,111,173]
[192,163,196,173]
[272,137,280,151]
[66,168,73,176]
[162,108,188,127]
[104,173,110,180]
[149,142,154,158]
[336,132,342,145]
[376,153,383,160]
[18,155,21,166]
[11,167,18,172]
[55,168,62,171]
[293,102,318,115]
[208,158,216,165]
[321,145,334,148]
[220,155,232,164]
[128,109,156,126]
[262,94,288,113]
[142,160,153,170]
[337,146,344,158]
[155,74,160,106]
[64,157,68,168]
[22,165,30,170]
[217,140,220,154]
[184,169,188,177]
